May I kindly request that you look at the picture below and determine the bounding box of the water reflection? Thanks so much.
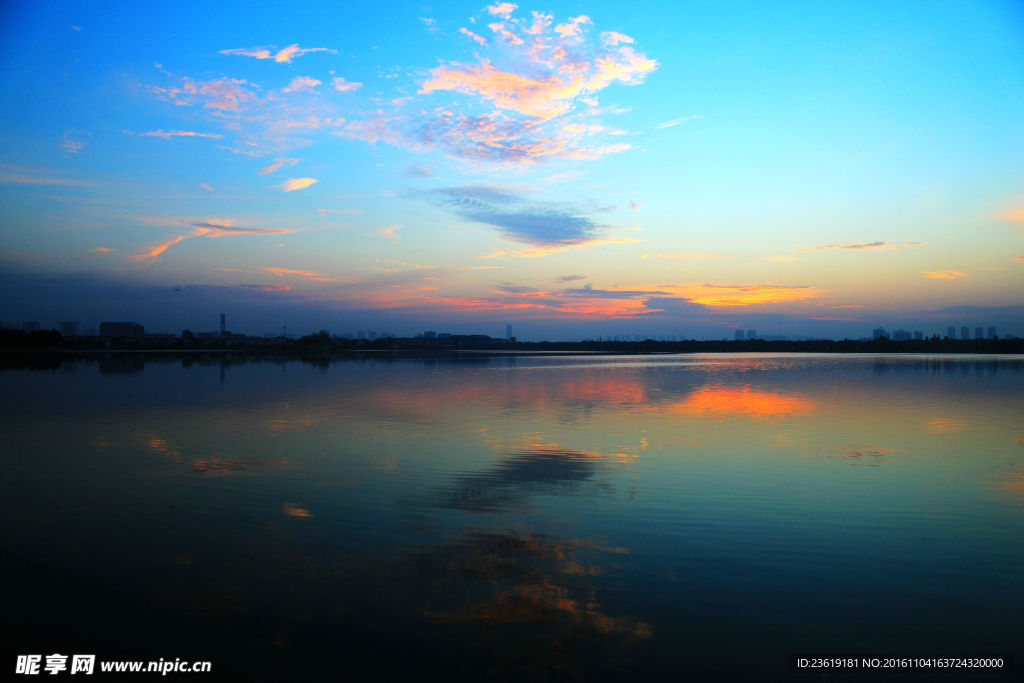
[432,441,626,513]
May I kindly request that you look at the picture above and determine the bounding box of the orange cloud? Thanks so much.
[342,9,656,164]
[1013,257,1024,262]
[279,177,318,192]
[372,225,402,240]
[263,267,333,282]
[920,270,966,279]
[680,283,819,307]
[133,219,294,261]
[282,502,313,517]
[997,208,1024,225]
[89,247,117,253]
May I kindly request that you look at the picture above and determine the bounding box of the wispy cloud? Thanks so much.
[797,241,900,253]
[133,219,294,261]
[258,157,299,175]
[317,208,363,215]
[263,267,332,281]
[1013,256,1024,262]
[339,7,656,164]
[921,270,966,279]
[279,177,318,192]
[404,162,432,178]
[0,167,92,186]
[372,225,402,241]
[219,44,336,63]
[138,129,224,139]
[556,274,586,282]
[655,115,700,129]
[60,130,88,154]
[199,183,213,191]
[642,252,719,259]
[89,247,117,253]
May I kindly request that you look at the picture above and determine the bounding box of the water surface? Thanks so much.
[2,353,1022,680]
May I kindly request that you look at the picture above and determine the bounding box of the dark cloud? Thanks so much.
[562,284,672,298]
[430,185,604,247]
[555,274,586,282]
[403,162,432,178]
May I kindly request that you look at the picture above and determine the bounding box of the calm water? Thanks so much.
[2,353,1023,680]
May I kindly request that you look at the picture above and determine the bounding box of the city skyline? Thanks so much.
[2,1,1023,340]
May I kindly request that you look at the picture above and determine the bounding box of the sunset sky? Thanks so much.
[1,0,1022,339]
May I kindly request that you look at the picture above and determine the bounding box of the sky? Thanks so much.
[1,0,1022,340]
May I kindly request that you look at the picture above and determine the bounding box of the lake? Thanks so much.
[2,353,1022,680]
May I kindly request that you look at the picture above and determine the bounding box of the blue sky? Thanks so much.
[1,0,1022,339]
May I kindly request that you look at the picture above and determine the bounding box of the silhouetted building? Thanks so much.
[961,326,970,340]
[892,329,911,341]
[872,327,888,339]
[59,321,79,337]
[99,322,144,340]
[988,326,996,339]
[975,327,984,339]
[913,331,923,340]
[734,329,745,341]
[21,321,40,332]
[220,314,225,338]
[947,326,956,339]
[747,329,757,339]
[506,324,513,340]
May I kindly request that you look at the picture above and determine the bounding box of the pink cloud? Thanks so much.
[372,225,402,240]
[485,2,518,19]
[219,44,336,63]
[89,247,117,253]
[283,76,321,92]
[342,9,656,164]
[797,241,900,253]
[139,129,223,139]
[332,77,362,93]
[459,27,488,46]
[149,77,258,113]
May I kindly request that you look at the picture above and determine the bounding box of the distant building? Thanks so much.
[59,321,79,337]
[734,329,745,341]
[892,329,911,341]
[422,330,436,339]
[506,324,513,340]
[99,322,144,340]
[21,321,40,332]
[975,327,984,340]
[746,329,757,339]
[961,326,970,340]
[988,326,997,339]
[872,327,888,339]
[947,326,956,339]
[220,314,225,338]
[913,331,923,340]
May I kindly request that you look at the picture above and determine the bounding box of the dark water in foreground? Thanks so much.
[2,353,1023,681]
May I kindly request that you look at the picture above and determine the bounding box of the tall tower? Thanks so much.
[220,313,225,338]
[506,324,513,340]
